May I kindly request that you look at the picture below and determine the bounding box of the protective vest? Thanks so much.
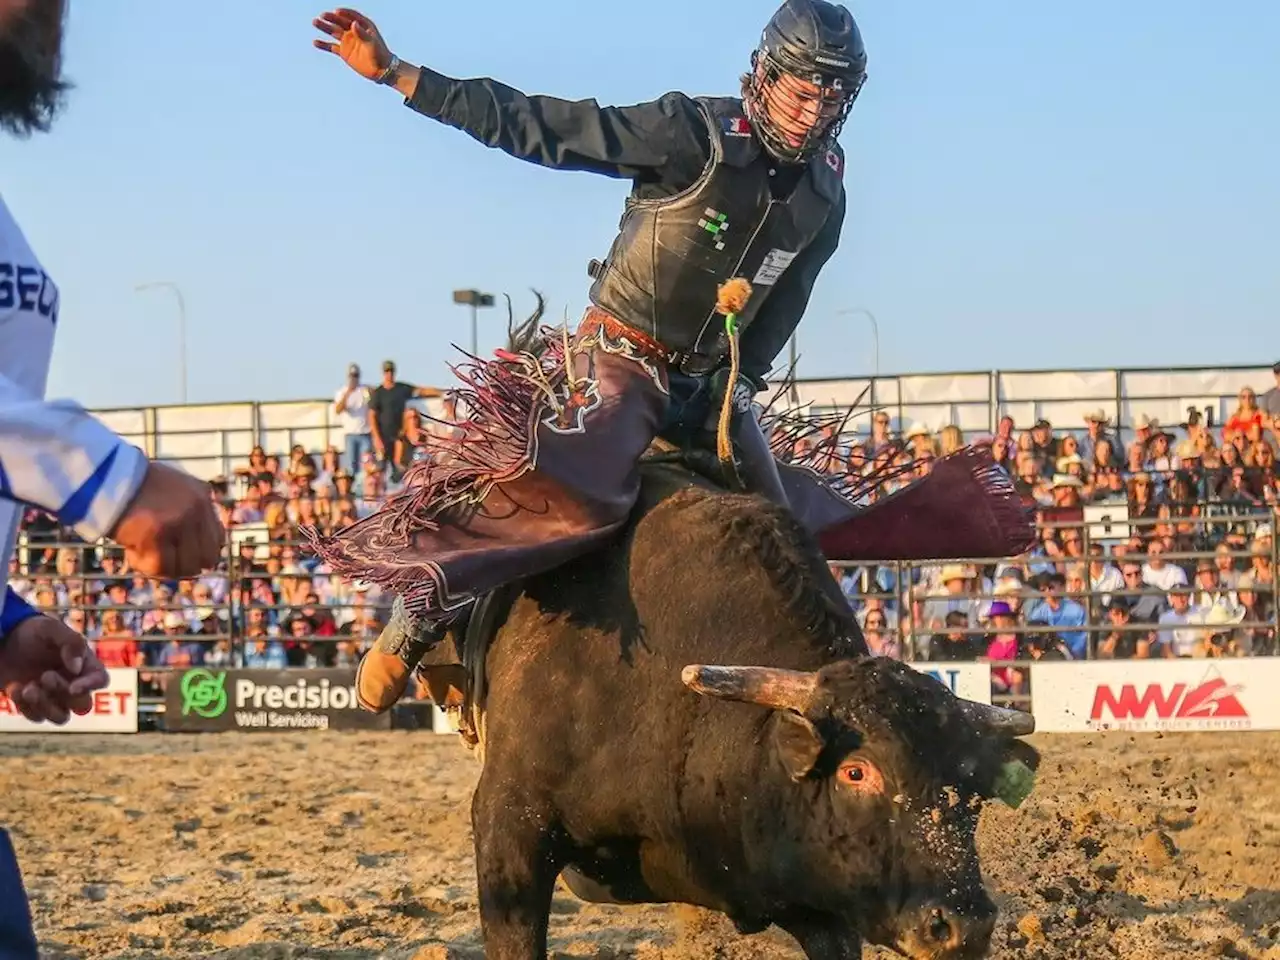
[587,96,843,361]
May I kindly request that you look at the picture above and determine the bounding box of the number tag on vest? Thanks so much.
[752,248,798,286]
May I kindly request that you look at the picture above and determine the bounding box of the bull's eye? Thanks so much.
[837,758,883,794]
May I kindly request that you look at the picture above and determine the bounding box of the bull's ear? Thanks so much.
[774,711,827,781]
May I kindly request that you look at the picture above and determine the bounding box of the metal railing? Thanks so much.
[10,499,1276,720]
[85,362,1276,480]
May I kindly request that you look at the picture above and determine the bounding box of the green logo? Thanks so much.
[697,207,729,251]
[180,669,228,718]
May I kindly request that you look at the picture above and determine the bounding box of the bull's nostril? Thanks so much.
[926,908,953,944]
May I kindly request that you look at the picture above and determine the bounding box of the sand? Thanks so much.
[3,730,1278,959]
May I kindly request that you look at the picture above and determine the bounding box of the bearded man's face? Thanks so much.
[0,0,69,138]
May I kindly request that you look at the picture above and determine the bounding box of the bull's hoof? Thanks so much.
[355,650,415,714]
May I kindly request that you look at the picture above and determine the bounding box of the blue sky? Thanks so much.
[2,1,1276,409]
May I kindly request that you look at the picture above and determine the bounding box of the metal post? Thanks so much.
[453,289,495,358]
[135,281,188,403]
[787,333,800,404]
[837,307,880,377]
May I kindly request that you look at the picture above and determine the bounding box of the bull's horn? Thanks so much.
[956,699,1036,737]
[682,665,817,713]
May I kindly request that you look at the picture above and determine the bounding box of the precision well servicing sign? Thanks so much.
[165,668,390,732]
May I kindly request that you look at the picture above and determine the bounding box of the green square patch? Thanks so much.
[697,207,729,251]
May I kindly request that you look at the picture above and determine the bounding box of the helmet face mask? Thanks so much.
[743,0,867,164]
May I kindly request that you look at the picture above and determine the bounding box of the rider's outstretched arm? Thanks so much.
[313,11,711,184]
[394,61,712,184]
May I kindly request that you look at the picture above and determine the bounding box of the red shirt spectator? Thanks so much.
[95,634,140,668]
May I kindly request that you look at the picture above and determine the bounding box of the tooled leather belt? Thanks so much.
[578,307,722,376]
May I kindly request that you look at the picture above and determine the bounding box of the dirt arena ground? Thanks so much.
[2,729,1277,960]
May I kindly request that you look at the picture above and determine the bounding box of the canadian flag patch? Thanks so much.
[825,150,843,173]
[722,116,753,137]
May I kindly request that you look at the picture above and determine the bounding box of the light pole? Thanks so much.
[135,281,188,403]
[787,333,801,404]
[452,288,495,356]
[837,307,880,376]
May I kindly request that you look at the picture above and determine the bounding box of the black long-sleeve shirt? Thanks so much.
[404,68,846,382]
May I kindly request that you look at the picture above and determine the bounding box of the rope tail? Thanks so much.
[713,278,753,487]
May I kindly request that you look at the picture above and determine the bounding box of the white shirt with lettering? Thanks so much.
[0,195,147,626]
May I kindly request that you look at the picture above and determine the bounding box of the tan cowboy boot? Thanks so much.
[355,595,445,713]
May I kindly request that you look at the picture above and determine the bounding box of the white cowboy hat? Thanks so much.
[1188,602,1246,628]
[1055,454,1084,471]
[938,563,973,583]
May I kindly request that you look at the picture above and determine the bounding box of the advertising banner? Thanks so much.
[910,662,993,705]
[0,668,138,733]
[164,668,390,732]
[1031,659,1280,733]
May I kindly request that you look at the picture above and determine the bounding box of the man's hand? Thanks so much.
[0,616,109,725]
[108,462,225,578]
[312,8,392,80]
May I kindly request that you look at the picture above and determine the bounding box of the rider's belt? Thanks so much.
[579,308,722,377]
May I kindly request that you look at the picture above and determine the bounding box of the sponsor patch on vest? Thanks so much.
[751,248,798,286]
[697,208,729,251]
[722,116,752,137]
[825,150,843,174]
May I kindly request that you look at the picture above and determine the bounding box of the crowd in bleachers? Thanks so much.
[819,380,1280,699]
[8,366,1280,700]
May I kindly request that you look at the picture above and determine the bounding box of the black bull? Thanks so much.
[434,459,1038,960]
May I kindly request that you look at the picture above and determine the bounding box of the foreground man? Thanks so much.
[0,0,225,721]
[310,1,1032,712]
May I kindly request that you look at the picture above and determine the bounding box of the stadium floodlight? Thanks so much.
[452,289,496,357]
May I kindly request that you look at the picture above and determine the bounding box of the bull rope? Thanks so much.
[714,278,753,489]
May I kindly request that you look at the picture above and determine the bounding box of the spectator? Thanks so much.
[903,423,932,458]
[1080,410,1118,467]
[983,602,1022,695]
[242,634,288,669]
[1260,362,1280,423]
[861,608,899,659]
[937,425,963,457]
[367,359,442,480]
[1191,602,1250,658]
[1156,586,1200,658]
[334,363,373,473]
[928,610,983,661]
[1119,560,1167,623]
[1088,544,1124,606]
[1224,386,1265,441]
[1145,428,1181,476]
[1127,472,1160,528]
[923,565,978,631]
[154,612,205,669]
[1192,558,1234,610]
[1024,571,1087,659]
[1098,599,1154,659]
[865,411,894,456]
[1232,573,1274,656]
[1142,540,1188,593]
[1029,419,1057,470]
[94,610,141,667]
